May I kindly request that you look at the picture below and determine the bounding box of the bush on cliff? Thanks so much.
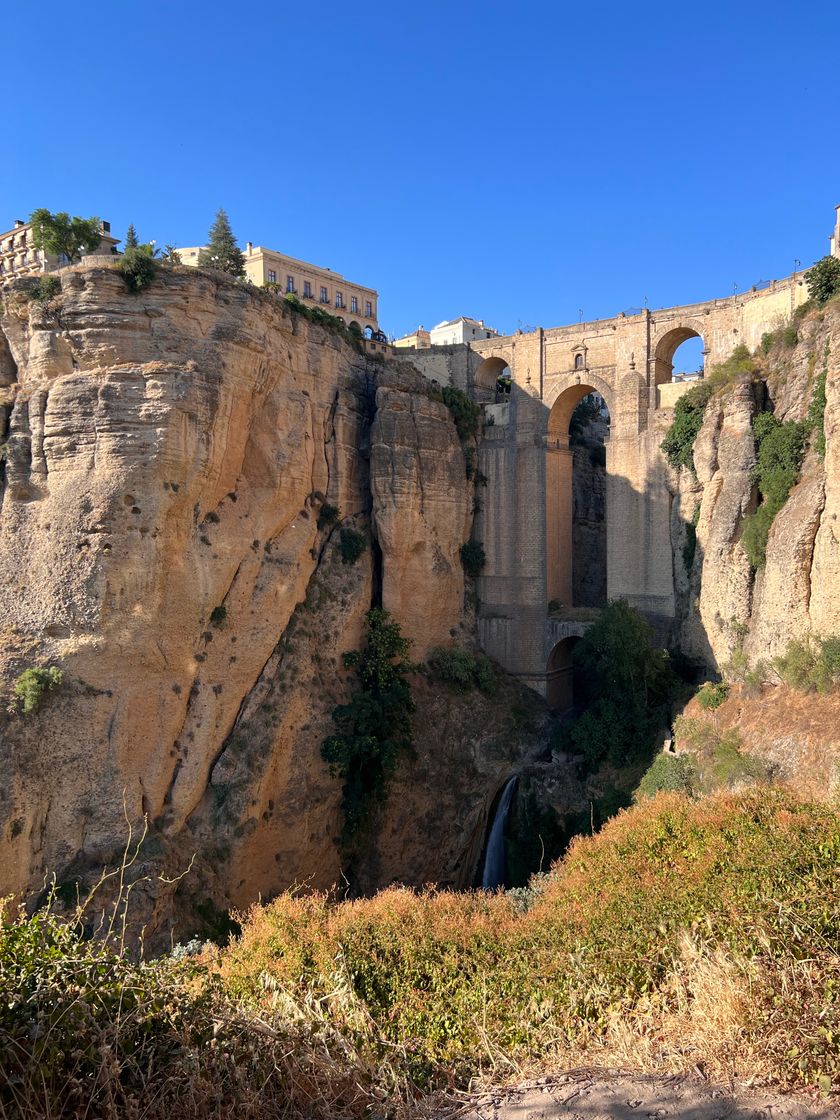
[806,255,840,306]
[741,412,807,568]
[118,246,156,292]
[321,609,414,839]
[427,646,495,693]
[12,666,62,715]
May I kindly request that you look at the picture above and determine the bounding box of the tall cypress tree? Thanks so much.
[124,224,139,250]
[199,209,245,278]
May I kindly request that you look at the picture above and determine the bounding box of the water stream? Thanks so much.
[481,776,518,890]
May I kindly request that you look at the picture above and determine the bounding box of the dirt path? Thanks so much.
[453,1070,837,1120]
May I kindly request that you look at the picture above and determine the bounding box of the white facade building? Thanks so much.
[429,316,498,346]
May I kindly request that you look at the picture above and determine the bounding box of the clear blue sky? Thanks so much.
[7,0,840,341]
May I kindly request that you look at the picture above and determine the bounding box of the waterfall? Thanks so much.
[481,776,518,890]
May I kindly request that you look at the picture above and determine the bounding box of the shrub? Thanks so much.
[13,666,62,714]
[427,647,495,694]
[460,539,486,578]
[807,362,828,459]
[440,386,481,443]
[31,274,61,303]
[781,325,798,348]
[740,412,807,568]
[760,330,776,355]
[634,752,697,800]
[805,255,840,306]
[321,609,414,839]
[339,526,367,565]
[209,604,227,627]
[317,502,340,530]
[773,633,840,694]
[118,246,156,292]
[696,680,729,710]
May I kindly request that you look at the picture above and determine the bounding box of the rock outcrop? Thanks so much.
[0,263,538,938]
[667,303,840,668]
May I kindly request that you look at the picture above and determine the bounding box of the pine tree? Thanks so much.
[124,224,139,250]
[199,209,245,278]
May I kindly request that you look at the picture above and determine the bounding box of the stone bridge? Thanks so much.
[408,272,809,704]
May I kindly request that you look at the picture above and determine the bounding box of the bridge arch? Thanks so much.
[546,381,611,609]
[474,355,512,400]
[546,635,581,711]
[652,326,705,385]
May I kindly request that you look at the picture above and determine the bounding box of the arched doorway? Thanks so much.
[474,356,511,403]
[653,327,705,385]
[546,636,581,711]
[546,384,611,609]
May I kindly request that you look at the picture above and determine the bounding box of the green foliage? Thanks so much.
[339,526,367,565]
[124,223,139,249]
[634,752,697,801]
[564,600,675,768]
[278,291,363,349]
[427,646,495,694]
[118,246,156,292]
[28,209,103,264]
[12,666,62,715]
[781,325,798,348]
[696,680,729,711]
[321,609,414,839]
[740,412,807,568]
[199,208,245,277]
[460,539,486,578]
[760,331,775,356]
[661,346,755,474]
[805,255,840,306]
[441,386,481,443]
[209,604,227,627]
[808,362,828,459]
[30,275,61,303]
[317,502,340,530]
[773,634,840,694]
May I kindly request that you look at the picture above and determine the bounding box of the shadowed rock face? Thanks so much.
[0,264,536,938]
[668,305,840,668]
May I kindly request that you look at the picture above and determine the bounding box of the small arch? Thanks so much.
[348,320,361,333]
[653,326,705,385]
[474,356,511,393]
[546,636,581,711]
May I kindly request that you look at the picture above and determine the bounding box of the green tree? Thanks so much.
[199,209,245,278]
[805,256,840,306]
[124,224,139,250]
[567,600,675,767]
[29,209,103,264]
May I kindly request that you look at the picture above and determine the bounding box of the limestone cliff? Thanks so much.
[0,263,535,938]
[667,302,840,670]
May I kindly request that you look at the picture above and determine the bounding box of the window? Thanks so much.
[574,353,584,370]
[267,269,276,283]
[335,291,344,308]
[286,275,295,293]
[320,286,328,303]
[365,300,373,317]
[350,295,358,313]
[303,281,312,298]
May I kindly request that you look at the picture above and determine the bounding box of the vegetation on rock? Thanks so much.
[118,247,156,292]
[460,538,486,578]
[427,646,495,693]
[338,526,367,565]
[12,666,62,715]
[772,634,840,694]
[321,609,414,839]
[741,412,807,569]
[805,255,840,306]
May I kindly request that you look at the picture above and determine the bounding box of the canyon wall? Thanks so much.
[0,264,539,938]
[667,303,840,669]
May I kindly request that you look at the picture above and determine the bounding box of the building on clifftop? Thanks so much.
[0,218,119,285]
[429,316,499,346]
[177,241,379,333]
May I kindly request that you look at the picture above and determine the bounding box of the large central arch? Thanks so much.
[546,378,612,608]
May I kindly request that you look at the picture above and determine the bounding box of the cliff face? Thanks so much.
[668,304,840,669]
[0,264,529,935]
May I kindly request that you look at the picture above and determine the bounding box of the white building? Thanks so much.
[429,316,498,346]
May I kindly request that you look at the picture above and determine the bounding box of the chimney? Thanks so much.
[246,241,253,254]
[13,219,24,228]
[101,220,111,234]
[479,319,484,326]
